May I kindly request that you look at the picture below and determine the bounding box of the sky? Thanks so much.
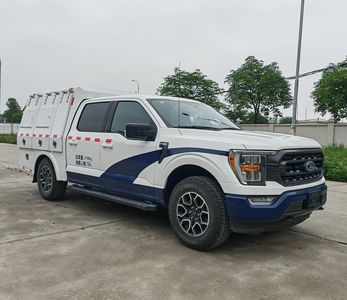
[0,0,346,120]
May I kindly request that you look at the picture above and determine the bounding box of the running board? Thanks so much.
[70,185,158,211]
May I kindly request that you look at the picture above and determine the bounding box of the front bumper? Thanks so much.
[225,184,327,234]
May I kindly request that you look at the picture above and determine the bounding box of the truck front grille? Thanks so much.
[267,149,324,186]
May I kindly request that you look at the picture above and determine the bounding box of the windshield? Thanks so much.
[147,98,239,130]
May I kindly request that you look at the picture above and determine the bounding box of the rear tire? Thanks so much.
[37,158,67,201]
[168,176,230,251]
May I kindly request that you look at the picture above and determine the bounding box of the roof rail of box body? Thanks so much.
[26,87,112,105]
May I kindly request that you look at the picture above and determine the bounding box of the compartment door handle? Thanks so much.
[68,140,77,145]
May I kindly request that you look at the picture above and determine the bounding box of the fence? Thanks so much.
[240,120,347,147]
[0,123,20,135]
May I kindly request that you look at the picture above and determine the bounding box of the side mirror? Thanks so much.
[125,123,157,141]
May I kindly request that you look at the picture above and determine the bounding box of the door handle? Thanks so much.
[68,140,77,145]
[102,143,113,149]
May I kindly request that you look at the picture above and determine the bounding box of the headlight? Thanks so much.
[229,151,274,185]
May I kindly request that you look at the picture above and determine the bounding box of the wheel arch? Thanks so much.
[32,153,67,182]
[163,164,224,204]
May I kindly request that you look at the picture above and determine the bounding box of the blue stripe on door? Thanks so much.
[100,147,228,183]
[68,147,229,205]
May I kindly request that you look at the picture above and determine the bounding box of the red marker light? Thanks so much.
[53,134,58,138]
[105,138,112,143]
[45,134,50,138]
[67,136,73,140]
[76,136,81,141]
[94,138,100,142]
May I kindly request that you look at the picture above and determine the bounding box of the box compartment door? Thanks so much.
[18,94,42,149]
[31,93,56,151]
[49,91,73,152]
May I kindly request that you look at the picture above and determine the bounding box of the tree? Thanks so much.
[1,98,23,123]
[224,107,247,124]
[240,112,269,124]
[224,109,269,124]
[224,56,293,124]
[157,68,224,110]
[279,116,293,124]
[311,59,347,122]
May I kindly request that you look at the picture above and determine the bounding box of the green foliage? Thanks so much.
[311,59,347,122]
[0,134,17,144]
[240,112,269,124]
[224,109,269,124]
[0,98,23,123]
[279,116,292,124]
[157,68,224,110]
[323,145,347,182]
[224,56,293,124]
[224,107,247,124]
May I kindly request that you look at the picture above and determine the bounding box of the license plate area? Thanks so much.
[306,191,322,208]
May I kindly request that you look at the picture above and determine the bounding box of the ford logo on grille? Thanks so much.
[304,160,317,172]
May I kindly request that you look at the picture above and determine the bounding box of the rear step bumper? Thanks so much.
[70,185,158,211]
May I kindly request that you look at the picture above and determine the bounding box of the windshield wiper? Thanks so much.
[174,125,221,131]
[219,127,240,130]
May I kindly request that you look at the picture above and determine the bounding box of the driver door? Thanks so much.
[99,100,159,202]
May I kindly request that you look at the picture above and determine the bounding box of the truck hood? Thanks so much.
[179,129,322,150]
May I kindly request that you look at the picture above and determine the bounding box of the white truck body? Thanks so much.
[18,88,327,249]
[18,88,110,179]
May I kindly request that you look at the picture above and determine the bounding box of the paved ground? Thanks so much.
[1,143,347,300]
[0,143,19,169]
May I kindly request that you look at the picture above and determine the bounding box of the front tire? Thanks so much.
[37,158,67,201]
[168,176,230,250]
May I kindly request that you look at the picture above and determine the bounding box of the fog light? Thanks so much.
[248,196,277,205]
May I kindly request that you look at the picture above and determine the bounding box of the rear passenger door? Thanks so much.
[99,100,159,202]
[66,101,111,183]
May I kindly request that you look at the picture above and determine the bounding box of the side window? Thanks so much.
[77,102,109,132]
[111,101,152,135]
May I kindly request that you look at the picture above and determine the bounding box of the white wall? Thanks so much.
[0,123,20,134]
[240,121,347,147]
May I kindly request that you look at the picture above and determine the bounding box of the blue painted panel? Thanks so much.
[100,147,228,183]
[68,147,229,206]
[225,184,327,221]
[67,171,165,205]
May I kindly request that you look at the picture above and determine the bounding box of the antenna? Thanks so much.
[177,61,181,128]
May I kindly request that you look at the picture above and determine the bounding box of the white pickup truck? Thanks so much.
[18,87,327,250]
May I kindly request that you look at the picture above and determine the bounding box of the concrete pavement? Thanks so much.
[0,143,19,169]
[1,143,347,299]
